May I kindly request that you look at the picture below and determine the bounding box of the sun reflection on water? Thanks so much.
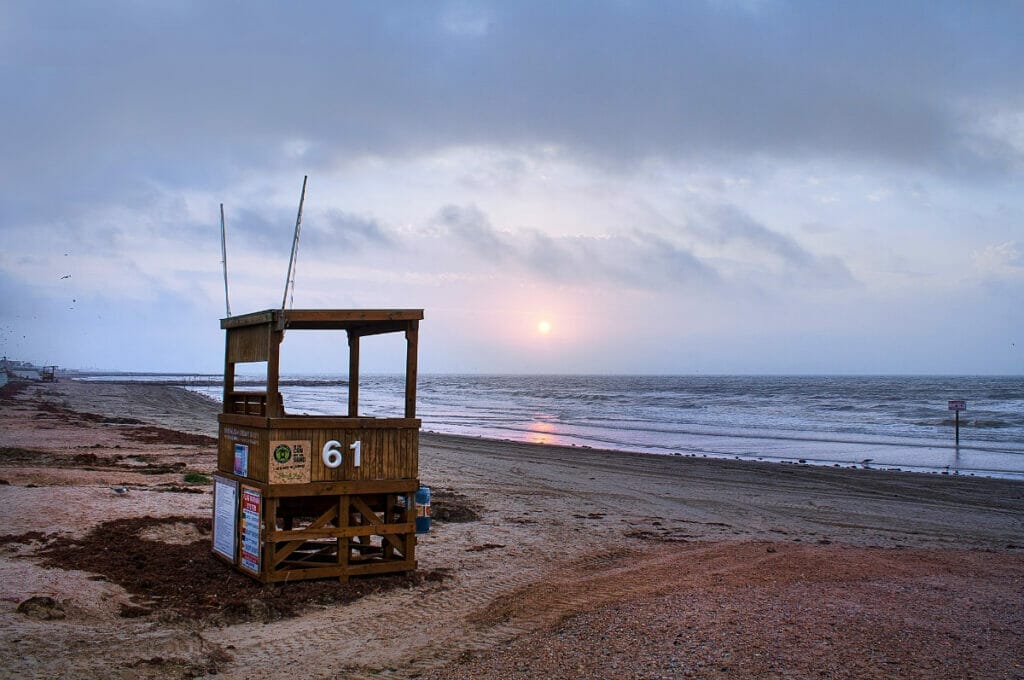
[528,420,557,444]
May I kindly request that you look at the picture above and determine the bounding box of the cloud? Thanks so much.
[693,205,856,289]
[0,2,1020,374]
[428,204,719,290]
[305,210,393,254]
[4,1,1023,225]
[436,204,513,260]
[612,231,720,289]
[972,241,1023,278]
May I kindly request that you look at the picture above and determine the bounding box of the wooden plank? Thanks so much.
[221,310,275,330]
[250,429,268,482]
[266,417,420,429]
[344,560,417,577]
[266,565,352,582]
[227,325,270,363]
[265,559,416,583]
[223,308,424,332]
[213,472,418,495]
[281,309,424,328]
[262,479,418,497]
[268,522,415,541]
[218,413,271,428]
[348,320,414,338]
[370,429,377,480]
[411,430,419,477]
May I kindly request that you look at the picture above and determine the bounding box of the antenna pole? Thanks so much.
[281,175,308,310]
[220,203,232,317]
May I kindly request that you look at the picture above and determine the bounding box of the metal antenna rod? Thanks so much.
[220,203,232,317]
[281,175,308,310]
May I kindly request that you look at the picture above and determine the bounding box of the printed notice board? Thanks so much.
[239,486,261,574]
[233,443,249,477]
[269,440,311,484]
[211,475,238,560]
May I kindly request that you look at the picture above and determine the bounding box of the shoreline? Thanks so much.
[63,374,1024,479]
[1,380,1023,678]
[43,375,1024,482]
[422,428,1024,480]
[183,376,1024,480]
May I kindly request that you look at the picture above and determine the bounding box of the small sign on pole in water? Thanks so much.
[948,400,967,445]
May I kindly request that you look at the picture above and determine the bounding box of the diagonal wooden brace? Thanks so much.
[272,505,338,568]
[350,496,406,553]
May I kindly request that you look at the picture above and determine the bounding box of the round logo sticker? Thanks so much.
[273,444,292,464]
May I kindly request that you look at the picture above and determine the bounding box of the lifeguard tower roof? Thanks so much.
[221,308,424,332]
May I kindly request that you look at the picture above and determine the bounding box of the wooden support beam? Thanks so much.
[383,494,395,560]
[265,559,417,583]
[268,522,414,542]
[348,331,360,417]
[337,494,350,583]
[260,479,418,498]
[266,326,283,417]
[402,495,416,564]
[265,497,279,571]
[405,321,418,418]
[222,334,234,411]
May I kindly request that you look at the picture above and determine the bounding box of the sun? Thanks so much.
[536,320,552,335]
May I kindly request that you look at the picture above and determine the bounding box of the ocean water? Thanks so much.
[165,374,1024,480]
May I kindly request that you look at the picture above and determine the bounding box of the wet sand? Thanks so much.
[1,380,1022,678]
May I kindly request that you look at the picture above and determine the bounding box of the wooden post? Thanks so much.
[222,332,235,410]
[955,410,960,446]
[265,497,279,577]
[405,321,419,419]
[348,331,360,417]
[267,326,282,417]
[383,493,395,560]
[337,494,350,583]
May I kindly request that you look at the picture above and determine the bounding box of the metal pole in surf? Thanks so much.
[948,400,966,445]
[220,203,231,317]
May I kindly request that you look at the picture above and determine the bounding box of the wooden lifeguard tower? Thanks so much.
[210,308,423,584]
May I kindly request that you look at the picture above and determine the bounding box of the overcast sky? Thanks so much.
[1,1,1021,374]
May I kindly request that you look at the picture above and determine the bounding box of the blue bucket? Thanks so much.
[414,486,431,534]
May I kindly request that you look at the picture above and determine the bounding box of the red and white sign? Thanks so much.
[948,400,966,411]
[240,487,261,574]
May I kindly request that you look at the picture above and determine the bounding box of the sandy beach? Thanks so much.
[1,379,1023,679]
